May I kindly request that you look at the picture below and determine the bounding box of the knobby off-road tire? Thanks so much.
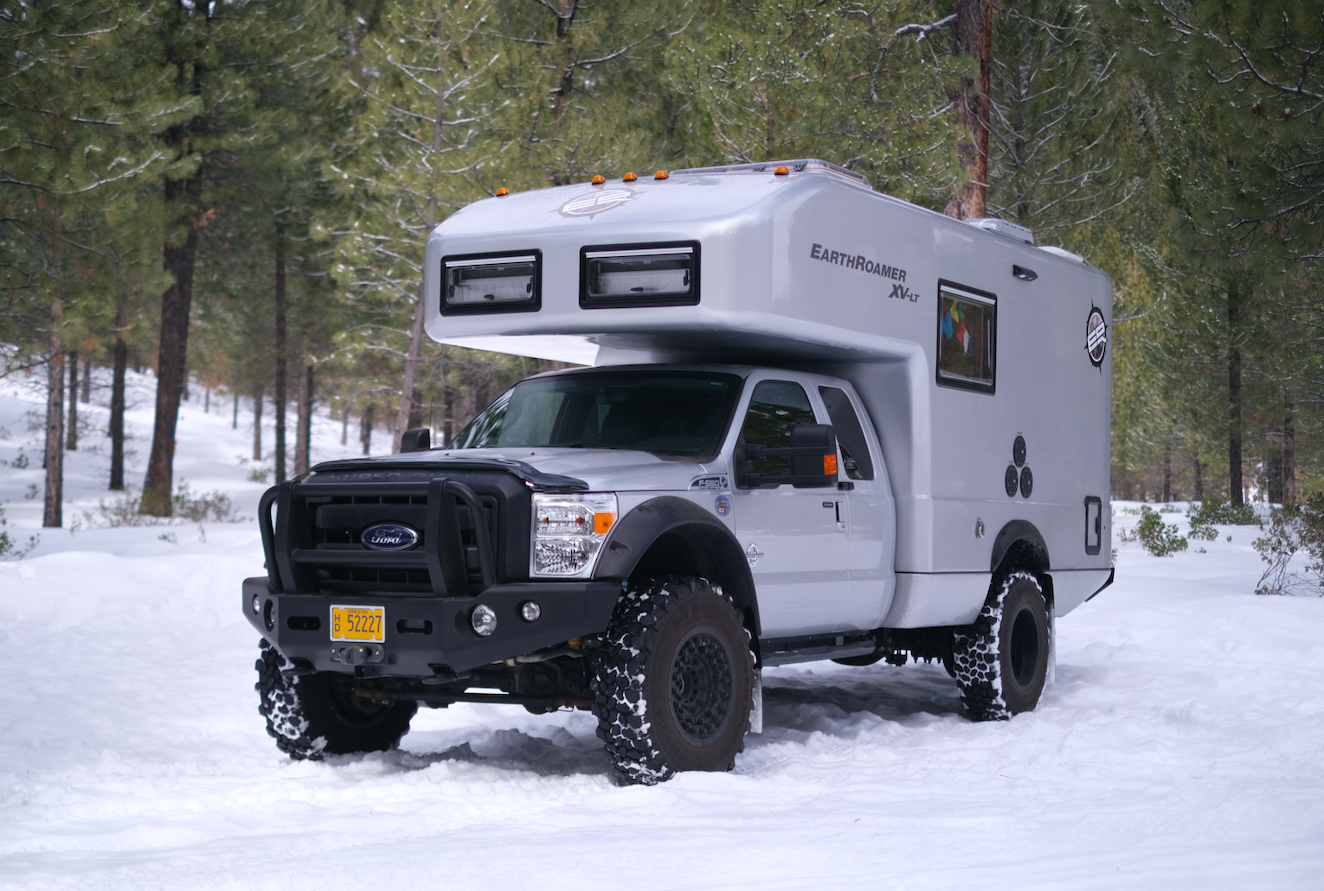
[591,577,755,785]
[952,571,1050,721]
[255,639,417,760]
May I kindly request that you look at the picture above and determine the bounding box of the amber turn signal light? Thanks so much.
[774,166,790,176]
[824,454,838,476]
[591,175,606,185]
[623,172,637,182]
[654,170,669,180]
[495,187,510,197]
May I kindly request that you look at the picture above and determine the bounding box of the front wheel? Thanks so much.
[592,577,754,785]
[952,571,1050,721]
[255,639,417,760]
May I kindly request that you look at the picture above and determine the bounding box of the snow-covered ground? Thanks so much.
[1,370,1322,890]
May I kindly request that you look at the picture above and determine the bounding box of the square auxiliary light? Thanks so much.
[441,250,541,315]
[580,241,700,309]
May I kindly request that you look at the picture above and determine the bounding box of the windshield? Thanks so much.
[449,370,742,459]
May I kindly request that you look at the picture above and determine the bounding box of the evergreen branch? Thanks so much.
[894,14,956,41]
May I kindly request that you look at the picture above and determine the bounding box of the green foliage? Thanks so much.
[1253,495,1324,597]
[1130,505,1188,557]
[1188,498,1261,529]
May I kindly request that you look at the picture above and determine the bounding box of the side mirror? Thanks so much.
[789,423,837,488]
[400,427,431,453]
[737,423,837,488]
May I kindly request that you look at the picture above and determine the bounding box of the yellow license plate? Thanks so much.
[330,605,385,643]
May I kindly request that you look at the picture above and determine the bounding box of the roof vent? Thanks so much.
[671,158,870,189]
[962,217,1034,245]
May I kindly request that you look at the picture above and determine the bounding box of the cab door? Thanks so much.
[731,377,850,637]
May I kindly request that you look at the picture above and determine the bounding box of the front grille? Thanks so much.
[262,470,531,597]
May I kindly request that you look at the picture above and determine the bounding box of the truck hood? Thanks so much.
[308,448,725,493]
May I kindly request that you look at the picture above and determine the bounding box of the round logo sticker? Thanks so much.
[1086,307,1108,367]
[714,495,732,516]
[559,188,633,218]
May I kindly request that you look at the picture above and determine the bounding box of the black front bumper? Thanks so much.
[244,577,621,677]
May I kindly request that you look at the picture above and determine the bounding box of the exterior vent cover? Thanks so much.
[963,217,1035,245]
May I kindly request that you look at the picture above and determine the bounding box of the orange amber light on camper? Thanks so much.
[654,170,669,180]
[591,175,606,185]
[593,512,616,534]
[824,454,839,476]
[495,187,510,197]
[622,172,637,182]
[774,166,790,176]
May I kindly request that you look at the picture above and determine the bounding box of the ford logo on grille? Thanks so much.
[361,523,420,551]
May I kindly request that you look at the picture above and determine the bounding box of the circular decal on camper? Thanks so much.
[559,188,633,218]
[1086,307,1108,367]
[714,495,732,517]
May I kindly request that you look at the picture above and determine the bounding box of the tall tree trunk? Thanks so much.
[109,306,127,491]
[360,402,374,455]
[142,164,204,516]
[274,233,288,483]
[252,385,264,462]
[407,386,423,430]
[1162,439,1171,502]
[1227,280,1243,505]
[295,363,313,475]
[946,0,993,220]
[1283,399,1295,505]
[1266,424,1283,504]
[81,354,91,402]
[44,315,65,528]
[1193,452,1204,502]
[66,350,78,450]
[443,380,454,443]
[232,391,238,429]
[341,405,348,446]
[392,280,426,454]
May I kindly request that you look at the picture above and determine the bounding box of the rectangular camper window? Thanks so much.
[936,282,996,392]
[580,242,700,308]
[441,250,541,315]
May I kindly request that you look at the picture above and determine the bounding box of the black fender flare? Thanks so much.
[990,519,1050,574]
[595,496,761,636]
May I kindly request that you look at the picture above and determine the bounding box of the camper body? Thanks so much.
[245,161,1114,782]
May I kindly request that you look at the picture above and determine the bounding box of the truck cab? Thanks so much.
[246,159,1114,784]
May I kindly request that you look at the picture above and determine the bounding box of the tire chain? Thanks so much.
[590,576,750,785]
[255,639,328,760]
[951,570,1041,722]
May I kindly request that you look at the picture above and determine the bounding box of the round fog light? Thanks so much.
[471,604,497,637]
[251,594,261,614]
[520,601,541,623]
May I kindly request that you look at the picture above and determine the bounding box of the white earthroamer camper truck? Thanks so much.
[245,159,1114,784]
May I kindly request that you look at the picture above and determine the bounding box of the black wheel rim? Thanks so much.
[1008,607,1041,688]
[669,629,735,745]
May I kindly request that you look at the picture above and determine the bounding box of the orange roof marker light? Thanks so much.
[622,172,637,182]
[591,175,606,185]
[774,165,790,176]
[654,170,669,180]
[495,187,510,197]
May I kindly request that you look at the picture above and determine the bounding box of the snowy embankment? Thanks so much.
[1,371,1322,890]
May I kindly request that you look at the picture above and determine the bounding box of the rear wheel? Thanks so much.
[592,577,754,785]
[952,571,1050,721]
[255,639,417,760]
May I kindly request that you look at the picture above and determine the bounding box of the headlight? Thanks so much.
[531,493,617,578]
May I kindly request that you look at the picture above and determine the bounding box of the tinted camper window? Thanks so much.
[936,283,996,392]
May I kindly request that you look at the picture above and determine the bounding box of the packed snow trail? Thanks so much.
[1,374,1322,890]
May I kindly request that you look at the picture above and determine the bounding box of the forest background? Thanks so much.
[1,0,1320,525]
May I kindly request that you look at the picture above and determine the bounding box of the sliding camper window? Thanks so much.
[935,282,996,393]
[440,250,541,316]
[580,242,700,308]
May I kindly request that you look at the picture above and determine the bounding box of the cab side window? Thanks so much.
[818,386,873,480]
[740,380,816,478]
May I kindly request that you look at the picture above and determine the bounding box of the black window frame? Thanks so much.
[440,249,542,316]
[934,279,997,395]
[818,386,875,481]
[579,240,701,309]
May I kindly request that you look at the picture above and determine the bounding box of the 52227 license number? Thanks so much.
[329,605,385,643]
